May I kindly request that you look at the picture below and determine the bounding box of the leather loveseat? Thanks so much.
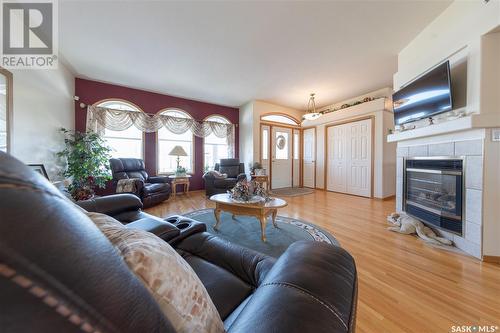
[0,152,358,333]
[109,157,171,207]
[203,158,247,196]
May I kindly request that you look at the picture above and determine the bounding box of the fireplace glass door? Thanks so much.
[404,159,463,235]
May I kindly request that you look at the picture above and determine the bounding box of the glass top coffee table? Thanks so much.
[209,193,288,242]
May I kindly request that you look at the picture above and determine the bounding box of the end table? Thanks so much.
[168,175,191,197]
[251,174,269,191]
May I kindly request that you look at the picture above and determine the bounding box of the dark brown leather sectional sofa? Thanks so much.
[0,152,358,333]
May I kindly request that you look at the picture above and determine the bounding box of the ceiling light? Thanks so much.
[302,93,321,121]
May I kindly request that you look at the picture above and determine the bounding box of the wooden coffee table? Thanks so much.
[209,193,288,242]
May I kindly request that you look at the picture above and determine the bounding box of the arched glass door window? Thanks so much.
[204,115,231,171]
[157,109,194,173]
[96,100,143,159]
[260,114,299,126]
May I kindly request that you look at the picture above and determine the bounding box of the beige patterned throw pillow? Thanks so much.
[86,213,225,333]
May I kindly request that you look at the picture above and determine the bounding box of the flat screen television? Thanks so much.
[392,61,452,126]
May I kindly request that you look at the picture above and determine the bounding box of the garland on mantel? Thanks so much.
[318,96,380,116]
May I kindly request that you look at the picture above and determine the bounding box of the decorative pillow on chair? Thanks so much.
[86,213,224,333]
[116,178,139,193]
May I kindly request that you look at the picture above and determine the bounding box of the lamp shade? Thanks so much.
[168,145,188,156]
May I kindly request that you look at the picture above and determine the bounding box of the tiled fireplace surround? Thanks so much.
[396,133,484,258]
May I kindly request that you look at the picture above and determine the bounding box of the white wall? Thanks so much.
[238,101,255,171]
[394,0,500,117]
[303,89,396,198]
[10,65,75,180]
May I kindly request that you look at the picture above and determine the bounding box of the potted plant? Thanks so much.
[249,162,263,175]
[57,128,112,201]
[176,166,187,177]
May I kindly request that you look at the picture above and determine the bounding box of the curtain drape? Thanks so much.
[86,106,235,158]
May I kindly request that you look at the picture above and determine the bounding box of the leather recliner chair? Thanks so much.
[0,152,358,333]
[109,158,171,207]
[203,158,247,196]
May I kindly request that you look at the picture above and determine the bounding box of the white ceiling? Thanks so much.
[59,0,451,110]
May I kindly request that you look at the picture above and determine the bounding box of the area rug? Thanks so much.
[270,187,314,197]
[183,209,338,257]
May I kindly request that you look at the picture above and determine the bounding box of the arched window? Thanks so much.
[260,113,300,126]
[204,115,231,171]
[96,100,143,159]
[157,109,194,174]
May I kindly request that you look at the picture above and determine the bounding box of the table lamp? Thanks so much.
[168,145,188,170]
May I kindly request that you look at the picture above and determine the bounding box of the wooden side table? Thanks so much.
[168,175,191,197]
[251,175,269,191]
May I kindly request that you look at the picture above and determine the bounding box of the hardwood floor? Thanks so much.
[146,190,500,333]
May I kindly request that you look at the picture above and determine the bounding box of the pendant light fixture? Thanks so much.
[302,93,321,121]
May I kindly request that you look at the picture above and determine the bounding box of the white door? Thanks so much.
[302,128,315,188]
[327,125,347,193]
[347,120,371,196]
[271,127,292,189]
[327,119,372,197]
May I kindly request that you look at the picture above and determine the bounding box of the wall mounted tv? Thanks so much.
[392,61,452,126]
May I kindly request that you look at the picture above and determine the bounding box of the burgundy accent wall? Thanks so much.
[75,78,239,191]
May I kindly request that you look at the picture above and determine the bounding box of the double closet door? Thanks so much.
[326,118,372,197]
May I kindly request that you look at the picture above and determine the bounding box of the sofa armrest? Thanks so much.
[227,241,357,333]
[202,172,216,181]
[175,232,276,287]
[148,176,169,184]
[126,217,180,241]
[76,194,143,216]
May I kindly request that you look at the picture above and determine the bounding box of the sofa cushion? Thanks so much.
[87,212,225,333]
[219,165,239,178]
[143,182,170,195]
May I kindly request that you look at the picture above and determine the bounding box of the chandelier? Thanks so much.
[302,93,321,121]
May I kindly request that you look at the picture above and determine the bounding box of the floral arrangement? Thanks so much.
[249,162,262,175]
[320,97,377,116]
[229,179,271,202]
[176,166,187,176]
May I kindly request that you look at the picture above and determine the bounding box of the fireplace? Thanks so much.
[404,157,464,235]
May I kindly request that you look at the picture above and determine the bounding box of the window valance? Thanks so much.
[86,106,234,139]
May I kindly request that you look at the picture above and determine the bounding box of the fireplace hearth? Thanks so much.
[404,157,464,235]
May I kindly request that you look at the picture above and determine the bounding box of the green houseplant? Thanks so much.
[57,128,112,201]
[176,166,187,177]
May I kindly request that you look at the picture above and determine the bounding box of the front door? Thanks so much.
[271,126,292,189]
[302,128,315,188]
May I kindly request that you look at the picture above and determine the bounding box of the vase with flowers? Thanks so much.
[229,179,271,203]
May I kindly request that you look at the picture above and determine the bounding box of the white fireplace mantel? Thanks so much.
[387,114,500,143]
